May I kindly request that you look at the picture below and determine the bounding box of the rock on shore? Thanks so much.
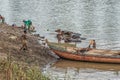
[0,23,56,68]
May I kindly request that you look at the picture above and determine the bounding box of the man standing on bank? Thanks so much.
[19,30,28,51]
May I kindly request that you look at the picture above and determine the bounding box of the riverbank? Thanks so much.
[0,23,56,79]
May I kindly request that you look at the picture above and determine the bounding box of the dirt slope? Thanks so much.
[0,23,56,67]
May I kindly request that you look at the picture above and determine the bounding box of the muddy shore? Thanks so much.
[0,23,56,68]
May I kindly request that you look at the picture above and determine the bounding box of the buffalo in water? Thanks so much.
[55,29,86,43]
[55,29,81,39]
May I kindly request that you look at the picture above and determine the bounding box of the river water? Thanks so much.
[43,59,120,80]
[0,0,120,80]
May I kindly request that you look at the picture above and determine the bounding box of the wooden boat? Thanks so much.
[48,42,120,63]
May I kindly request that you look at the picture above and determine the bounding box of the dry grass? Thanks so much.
[0,53,50,80]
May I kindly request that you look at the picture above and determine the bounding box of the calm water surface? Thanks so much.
[0,0,120,80]
[43,59,120,80]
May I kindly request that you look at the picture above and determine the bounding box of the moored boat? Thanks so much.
[48,42,120,63]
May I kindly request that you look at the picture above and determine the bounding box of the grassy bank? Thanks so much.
[0,23,56,80]
[0,53,50,80]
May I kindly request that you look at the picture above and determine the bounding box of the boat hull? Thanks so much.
[52,50,120,63]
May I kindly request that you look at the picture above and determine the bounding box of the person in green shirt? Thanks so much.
[23,20,32,33]
[27,20,32,32]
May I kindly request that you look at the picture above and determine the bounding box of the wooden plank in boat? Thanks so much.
[48,42,76,47]
[86,49,120,57]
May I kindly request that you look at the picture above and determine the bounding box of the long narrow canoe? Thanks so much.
[48,42,120,63]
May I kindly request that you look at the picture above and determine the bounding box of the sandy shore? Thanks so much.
[0,23,56,68]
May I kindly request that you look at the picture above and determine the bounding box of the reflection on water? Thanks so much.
[52,59,120,71]
[43,59,120,80]
[1,0,120,79]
